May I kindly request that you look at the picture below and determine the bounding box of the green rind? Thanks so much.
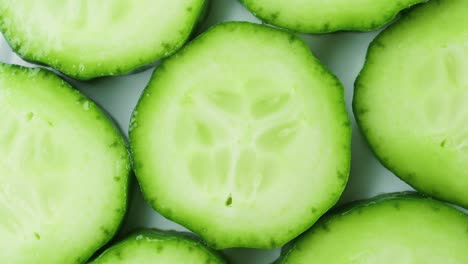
[277,192,468,263]
[89,229,226,264]
[130,21,351,249]
[353,0,468,208]
[0,1,208,80]
[240,0,426,33]
[0,63,131,263]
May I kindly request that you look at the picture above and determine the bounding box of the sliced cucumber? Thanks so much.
[0,63,130,263]
[354,0,468,208]
[240,0,425,33]
[130,22,351,249]
[278,193,468,263]
[0,0,207,80]
[90,229,226,264]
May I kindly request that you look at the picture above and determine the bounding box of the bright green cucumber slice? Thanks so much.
[354,0,468,208]
[278,193,468,263]
[240,0,425,33]
[90,229,226,264]
[0,0,207,80]
[0,63,130,263]
[130,22,351,249]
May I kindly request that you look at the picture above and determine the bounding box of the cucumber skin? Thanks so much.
[129,21,351,249]
[353,1,468,209]
[0,63,132,263]
[89,229,227,263]
[275,192,468,263]
[0,1,210,81]
[239,0,426,33]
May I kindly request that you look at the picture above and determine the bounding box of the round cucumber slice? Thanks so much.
[240,0,425,33]
[90,230,226,264]
[0,63,130,263]
[354,0,468,208]
[130,22,351,249]
[279,193,468,263]
[0,0,207,80]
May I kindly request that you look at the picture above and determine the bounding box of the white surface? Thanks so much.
[0,1,418,263]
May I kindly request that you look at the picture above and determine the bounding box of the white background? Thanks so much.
[0,1,422,263]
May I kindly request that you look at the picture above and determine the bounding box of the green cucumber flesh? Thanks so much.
[240,0,425,33]
[0,0,207,80]
[279,193,468,263]
[0,63,130,263]
[90,229,226,264]
[354,0,468,208]
[130,22,351,249]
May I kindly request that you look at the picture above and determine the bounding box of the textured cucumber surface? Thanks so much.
[240,0,425,33]
[279,193,468,263]
[0,0,206,80]
[91,230,226,264]
[0,63,130,263]
[130,22,351,249]
[354,0,468,208]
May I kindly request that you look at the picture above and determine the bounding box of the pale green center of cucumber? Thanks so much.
[414,44,468,153]
[161,74,326,210]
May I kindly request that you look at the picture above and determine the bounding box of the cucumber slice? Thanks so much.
[278,193,468,263]
[0,0,207,80]
[240,0,425,33]
[90,230,226,264]
[0,63,130,263]
[130,22,351,249]
[354,0,468,208]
